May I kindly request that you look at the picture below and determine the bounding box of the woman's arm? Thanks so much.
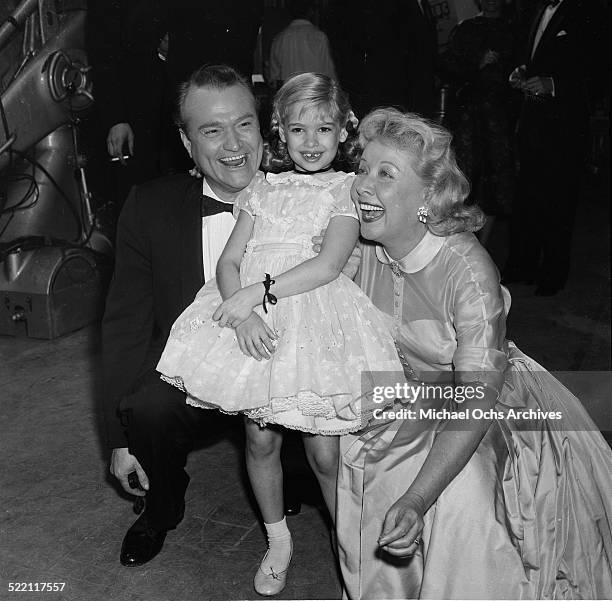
[379,253,508,556]
[379,394,497,556]
[213,216,359,327]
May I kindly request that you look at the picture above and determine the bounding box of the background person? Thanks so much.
[269,0,337,88]
[503,0,605,295]
[326,0,437,118]
[439,0,519,246]
[87,0,172,212]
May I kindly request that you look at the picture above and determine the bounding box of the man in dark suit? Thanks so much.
[102,64,358,567]
[503,0,605,295]
[87,0,170,210]
[102,65,277,566]
[87,1,263,211]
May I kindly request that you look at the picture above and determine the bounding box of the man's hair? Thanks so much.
[175,64,255,130]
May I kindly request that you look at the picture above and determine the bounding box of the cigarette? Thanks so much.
[110,155,131,162]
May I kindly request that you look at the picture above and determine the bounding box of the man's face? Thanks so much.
[180,84,263,201]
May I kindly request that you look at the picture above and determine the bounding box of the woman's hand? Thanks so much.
[378,491,426,557]
[235,313,278,360]
[213,286,258,328]
[479,49,499,69]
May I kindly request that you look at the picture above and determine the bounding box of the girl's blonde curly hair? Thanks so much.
[262,72,360,172]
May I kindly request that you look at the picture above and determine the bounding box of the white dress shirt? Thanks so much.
[200,177,237,281]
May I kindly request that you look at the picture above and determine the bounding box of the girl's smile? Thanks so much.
[279,101,348,173]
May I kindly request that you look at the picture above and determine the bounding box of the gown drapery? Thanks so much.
[337,231,612,599]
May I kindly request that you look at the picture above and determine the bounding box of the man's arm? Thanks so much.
[101,186,155,449]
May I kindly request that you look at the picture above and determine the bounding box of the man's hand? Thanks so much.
[110,447,149,496]
[522,76,554,97]
[107,123,134,164]
[235,312,278,360]
[312,229,361,280]
[213,287,258,328]
[378,491,426,557]
[508,64,527,89]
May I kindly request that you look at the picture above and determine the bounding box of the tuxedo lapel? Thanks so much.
[533,0,570,60]
[526,2,548,63]
[179,179,205,304]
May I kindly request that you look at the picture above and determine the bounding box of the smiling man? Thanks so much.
[101,65,276,567]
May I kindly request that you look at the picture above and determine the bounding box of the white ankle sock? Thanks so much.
[261,517,292,574]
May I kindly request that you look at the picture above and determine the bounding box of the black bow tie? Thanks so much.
[201,194,234,218]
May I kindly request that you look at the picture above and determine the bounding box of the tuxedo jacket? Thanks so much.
[517,0,604,132]
[101,174,232,448]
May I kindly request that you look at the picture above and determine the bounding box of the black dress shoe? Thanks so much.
[120,514,167,567]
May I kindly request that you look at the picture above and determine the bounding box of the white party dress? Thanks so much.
[156,171,404,434]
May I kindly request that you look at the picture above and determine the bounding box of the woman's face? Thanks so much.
[352,139,426,252]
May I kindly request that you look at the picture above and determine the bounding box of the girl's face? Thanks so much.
[279,101,348,172]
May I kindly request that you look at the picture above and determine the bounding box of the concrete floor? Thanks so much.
[1,179,610,601]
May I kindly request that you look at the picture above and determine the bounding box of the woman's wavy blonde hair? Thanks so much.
[358,108,484,236]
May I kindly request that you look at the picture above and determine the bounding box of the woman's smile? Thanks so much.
[358,201,385,222]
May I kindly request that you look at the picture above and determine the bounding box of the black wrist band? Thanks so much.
[262,273,277,314]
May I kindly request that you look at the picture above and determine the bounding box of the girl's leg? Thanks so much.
[244,418,284,523]
[244,419,292,596]
[302,434,340,522]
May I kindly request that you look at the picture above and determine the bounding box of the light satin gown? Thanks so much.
[337,231,612,599]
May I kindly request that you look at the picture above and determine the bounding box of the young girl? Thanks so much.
[157,73,403,596]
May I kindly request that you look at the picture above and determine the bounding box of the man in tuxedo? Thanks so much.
[102,65,278,567]
[102,64,358,567]
[503,0,605,295]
